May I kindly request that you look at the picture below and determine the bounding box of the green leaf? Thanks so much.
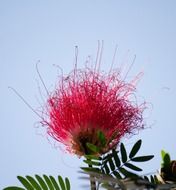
[97,130,106,146]
[43,175,54,190]
[84,155,101,160]
[83,160,101,166]
[35,175,48,190]
[161,150,167,160]
[144,176,149,181]
[103,153,113,164]
[86,143,100,153]
[131,155,154,162]
[81,167,100,173]
[129,140,142,159]
[124,163,142,171]
[118,167,138,178]
[108,158,115,171]
[65,178,70,190]
[49,176,60,190]
[162,152,171,167]
[26,176,42,190]
[58,176,66,190]
[150,175,155,184]
[112,149,121,167]
[104,163,110,174]
[17,176,34,190]
[120,143,127,163]
[112,171,122,179]
[3,187,25,190]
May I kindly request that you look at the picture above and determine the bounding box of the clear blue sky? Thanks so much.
[1,1,176,189]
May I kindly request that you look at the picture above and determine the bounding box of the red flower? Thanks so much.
[42,56,145,156]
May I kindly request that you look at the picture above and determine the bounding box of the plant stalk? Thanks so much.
[88,163,96,190]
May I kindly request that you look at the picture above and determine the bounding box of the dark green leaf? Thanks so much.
[131,155,154,162]
[26,176,42,190]
[81,167,100,173]
[49,176,60,190]
[97,130,106,146]
[3,187,25,190]
[43,175,54,190]
[65,178,70,190]
[163,153,171,167]
[144,176,149,181]
[129,140,142,159]
[118,167,138,178]
[112,149,121,167]
[86,143,100,153]
[83,160,101,166]
[17,176,34,190]
[150,175,155,184]
[84,155,101,160]
[112,171,122,179]
[58,176,66,190]
[104,163,110,174]
[124,163,142,171]
[120,143,127,163]
[35,175,48,190]
[108,158,115,171]
[103,152,113,162]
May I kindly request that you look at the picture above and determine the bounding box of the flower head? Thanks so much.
[42,53,145,156]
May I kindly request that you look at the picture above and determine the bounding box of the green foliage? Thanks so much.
[143,174,159,185]
[131,155,154,162]
[3,175,71,190]
[120,143,127,163]
[85,130,107,155]
[86,142,100,153]
[97,130,107,147]
[82,139,154,189]
[161,150,171,168]
[102,140,153,179]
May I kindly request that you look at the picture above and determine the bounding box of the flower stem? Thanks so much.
[88,163,96,190]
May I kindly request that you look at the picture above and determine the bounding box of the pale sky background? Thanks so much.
[1,1,176,189]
